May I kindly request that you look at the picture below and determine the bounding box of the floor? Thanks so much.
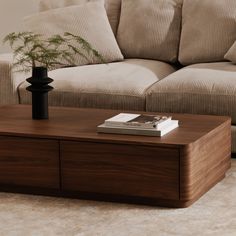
[0,160,235,236]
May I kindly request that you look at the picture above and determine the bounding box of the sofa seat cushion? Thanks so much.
[18,59,176,111]
[146,62,236,124]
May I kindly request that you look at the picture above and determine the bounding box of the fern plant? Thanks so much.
[3,31,104,72]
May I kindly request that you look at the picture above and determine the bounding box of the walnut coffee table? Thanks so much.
[0,105,231,207]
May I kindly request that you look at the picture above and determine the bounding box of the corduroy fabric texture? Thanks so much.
[38,0,121,35]
[224,41,236,64]
[146,62,236,124]
[104,0,121,35]
[0,54,28,105]
[179,0,236,65]
[116,0,182,63]
[24,2,123,67]
[18,59,176,111]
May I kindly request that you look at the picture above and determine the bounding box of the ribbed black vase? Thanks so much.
[26,67,53,120]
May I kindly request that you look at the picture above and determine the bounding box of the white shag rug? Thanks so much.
[0,160,235,236]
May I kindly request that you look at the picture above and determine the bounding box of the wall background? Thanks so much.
[0,0,40,53]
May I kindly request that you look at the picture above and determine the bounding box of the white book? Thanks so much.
[105,113,172,129]
[98,120,179,137]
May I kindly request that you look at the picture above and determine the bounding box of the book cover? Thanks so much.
[105,113,172,129]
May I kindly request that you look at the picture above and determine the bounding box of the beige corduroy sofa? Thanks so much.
[1,0,236,152]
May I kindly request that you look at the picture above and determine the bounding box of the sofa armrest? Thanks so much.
[0,53,28,105]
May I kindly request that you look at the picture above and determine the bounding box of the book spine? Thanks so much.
[98,121,179,137]
[97,126,162,136]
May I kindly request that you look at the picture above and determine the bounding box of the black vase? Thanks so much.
[26,67,53,120]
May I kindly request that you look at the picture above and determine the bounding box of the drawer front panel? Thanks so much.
[61,141,179,200]
[0,136,59,189]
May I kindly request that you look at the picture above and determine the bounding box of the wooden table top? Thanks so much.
[0,105,231,147]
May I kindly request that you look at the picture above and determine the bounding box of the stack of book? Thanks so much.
[97,113,179,137]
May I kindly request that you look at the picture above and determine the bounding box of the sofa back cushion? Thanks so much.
[24,2,123,67]
[116,0,183,63]
[39,0,121,35]
[179,0,236,65]
[224,41,236,64]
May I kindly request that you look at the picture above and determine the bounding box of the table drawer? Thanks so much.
[61,141,179,200]
[0,136,59,189]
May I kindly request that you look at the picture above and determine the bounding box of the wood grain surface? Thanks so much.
[0,105,230,147]
[179,119,231,206]
[0,136,60,189]
[0,105,232,207]
[61,141,179,200]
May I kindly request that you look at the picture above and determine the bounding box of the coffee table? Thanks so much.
[0,105,231,207]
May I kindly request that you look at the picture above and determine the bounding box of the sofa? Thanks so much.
[1,0,236,153]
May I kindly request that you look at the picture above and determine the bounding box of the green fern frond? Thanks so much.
[3,31,104,72]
